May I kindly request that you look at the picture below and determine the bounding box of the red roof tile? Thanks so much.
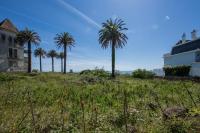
[0,19,18,33]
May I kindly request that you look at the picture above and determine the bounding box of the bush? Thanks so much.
[69,69,73,73]
[163,66,191,77]
[132,69,155,79]
[165,120,188,133]
[80,68,109,77]
[80,69,92,75]
[0,73,16,81]
[32,69,39,73]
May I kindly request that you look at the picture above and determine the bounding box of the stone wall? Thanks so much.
[0,29,26,72]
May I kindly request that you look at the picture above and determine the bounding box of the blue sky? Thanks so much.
[0,0,200,72]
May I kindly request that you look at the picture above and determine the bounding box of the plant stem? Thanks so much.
[81,99,85,133]
[28,91,37,133]
[124,89,128,133]
[185,88,197,108]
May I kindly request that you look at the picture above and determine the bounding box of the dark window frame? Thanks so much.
[8,36,13,44]
[14,49,17,58]
[9,48,13,58]
[1,33,6,42]
[14,38,17,44]
[196,52,200,62]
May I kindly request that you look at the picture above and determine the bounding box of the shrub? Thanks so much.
[132,69,155,79]
[69,69,73,73]
[32,69,39,73]
[80,69,92,75]
[165,120,188,133]
[0,73,15,81]
[163,66,191,77]
[80,68,109,77]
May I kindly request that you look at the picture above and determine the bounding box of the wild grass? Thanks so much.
[0,72,199,132]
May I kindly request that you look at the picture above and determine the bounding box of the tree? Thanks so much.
[57,52,64,73]
[54,32,75,74]
[47,50,57,72]
[16,28,41,73]
[99,18,128,78]
[34,48,46,72]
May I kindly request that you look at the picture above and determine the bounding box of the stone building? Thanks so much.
[0,18,27,72]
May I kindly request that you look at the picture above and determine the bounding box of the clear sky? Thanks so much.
[0,0,200,72]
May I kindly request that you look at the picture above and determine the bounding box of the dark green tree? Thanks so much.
[47,50,57,72]
[57,52,64,73]
[34,48,46,72]
[16,28,41,73]
[54,32,75,74]
[99,19,128,78]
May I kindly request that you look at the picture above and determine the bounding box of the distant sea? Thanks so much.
[119,71,132,75]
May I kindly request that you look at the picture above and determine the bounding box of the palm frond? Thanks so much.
[54,32,75,49]
[34,48,46,58]
[47,50,57,58]
[16,28,41,45]
[98,18,128,49]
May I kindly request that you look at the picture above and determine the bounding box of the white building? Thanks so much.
[164,30,200,77]
[0,19,28,72]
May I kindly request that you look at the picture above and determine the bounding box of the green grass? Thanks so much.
[0,73,199,132]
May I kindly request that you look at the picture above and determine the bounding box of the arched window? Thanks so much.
[1,33,6,42]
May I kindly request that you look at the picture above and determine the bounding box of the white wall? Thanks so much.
[164,51,200,77]
[191,63,200,77]
[164,51,196,67]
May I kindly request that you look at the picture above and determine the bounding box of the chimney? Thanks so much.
[191,30,197,40]
[182,33,186,44]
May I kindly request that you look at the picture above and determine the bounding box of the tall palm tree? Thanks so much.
[16,28,41,73]
[47,50,57,72]
[57,52,64,73]
[34,48,46,72]
[99,18,128,78]
[54,32,75,74]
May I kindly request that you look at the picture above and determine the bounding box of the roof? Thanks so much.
[0,19,18,33]
[175,40,190,45]
[171,38,200,55]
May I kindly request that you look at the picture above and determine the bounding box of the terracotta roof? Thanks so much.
[0,18,18,33]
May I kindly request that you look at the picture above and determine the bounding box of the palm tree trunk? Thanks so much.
[39,55,42,72]
[61,58,63,73]
[28,41,32,73]
[52,57,54,72]
[64,45,67,74]
[111,42,115,78]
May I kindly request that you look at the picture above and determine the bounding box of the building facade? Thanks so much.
[0,19,27,72]
[164,30,200,77]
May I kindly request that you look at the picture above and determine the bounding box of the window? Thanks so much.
[196,52,200,62]
[14,38,18,45]
[14,38,17,43]
[14,49,17,58]
[9,48,13,58]
[8,36,13,44]
[1,34,6,42]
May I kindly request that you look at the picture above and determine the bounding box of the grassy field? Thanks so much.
[0,72,200,132]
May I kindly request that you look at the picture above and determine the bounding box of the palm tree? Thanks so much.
[54,32,75,74]
[47,50,57,72]
[34,48,46,72]
[99,18,128,78]
[16,28,41,73]
[57,52,64,73]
